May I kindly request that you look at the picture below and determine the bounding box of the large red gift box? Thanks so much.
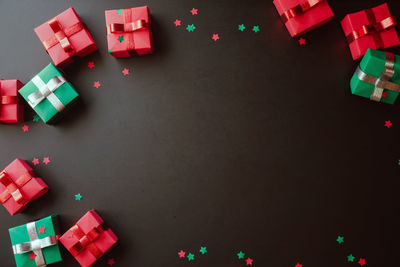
[34,7,98,67]
[0,80,24,123]
[59,210,118,267]
[0,159,48,216]
[273,0,334,37]
[341,3,400,60]
[105,6,153,57]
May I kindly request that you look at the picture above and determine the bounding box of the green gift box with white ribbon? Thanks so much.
[9,214,62,267]
[19,63,79,123]
[350,49,400,104]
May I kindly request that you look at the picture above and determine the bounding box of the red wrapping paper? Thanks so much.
[0,80,24,123]
[34,7,97,67]
[273,0,334,37]
[105,6,153,57]
[59,210,118,267]
[0,159,48,216]
[341,3,400,60]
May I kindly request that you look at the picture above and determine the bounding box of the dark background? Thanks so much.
[0,0,399,266]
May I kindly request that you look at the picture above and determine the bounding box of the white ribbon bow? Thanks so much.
[27,75,66,112]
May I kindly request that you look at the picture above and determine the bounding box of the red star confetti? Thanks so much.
[295,263,303,267]
[122,68,130,76]
[385,120,392,128]
[178,250,186,258]
[32,158,40,166]
[358,258,366,266]
[382,92,388,98]
[190,8,198,15]
[107,258,115,266]
[88,61,95,69]
[246,258,253,266]
[93,81,101,88]
[174,19,181,27]
[43,157,51,165]
[38,226,46,234]
[22,125,29,132]
[212,34,220,41]
[29,252,37,260]
[298,38,306,45]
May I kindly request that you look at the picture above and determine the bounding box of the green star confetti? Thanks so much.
[238,24,246,31]
[117,9,123,15]
[336,236,344,244]
[199,247,207,255]
[117,36,125,42]
[187,253,194,261]
[186,24,196,32]
[237,251,245,259]
[398,159,400,165]
[347,254,355,262]
[252,25,260,33]
[75,193,83,201]
[108,49,113,54]
[33,114,40,122]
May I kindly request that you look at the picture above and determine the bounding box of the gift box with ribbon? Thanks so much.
[0,159,48,216]
[9,215,62,267]
[341,3,400,60]
[273,0,334,37]
[34,7,97,67]
[105,6,153,57]
[351,49,400,104]
[0,80,24,123]
[59,210,118,267]
[18,63,79,123]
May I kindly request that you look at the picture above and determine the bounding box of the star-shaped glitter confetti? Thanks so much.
[246,258,253,265]
[212,34,220,41]
[178,250,186,258]
[186,24,196,32]
[187,253,194,261]
[43,157,50,165]
[295,263,303,267]
[348,254,355,262]
[117,9,123,15]
[252,26,260,33]
[122,68,130,76]
[336,236,344,244]
[88,61,95,69]
[238,24,246,31]
[358,258,366,266]
[174,19,181,27]
[385,120,392,128]
[237,251,245,259]
[93,81,101,88]
[38,226,46,234]
[108,49,114,54]
[32,158,40,166]
[75,193,83,201]
[22,125,29,132]
[199,247,207,254]
[382,91,388,98]
[190,8,198,15]
[107,258,115,266]
[117,36,125,42]
[33,114,40,122]
[29,252,37,260]
[298,38,306,45]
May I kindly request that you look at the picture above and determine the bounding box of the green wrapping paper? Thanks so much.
[18,63,79,123]
[9,215,62,267]
[350,49,400,104]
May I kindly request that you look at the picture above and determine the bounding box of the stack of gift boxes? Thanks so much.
[274,0,400,104]
[1,5,153,267]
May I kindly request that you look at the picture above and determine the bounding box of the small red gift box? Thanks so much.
[341,3,400,60]
[273,0,334,37]
[105,6,153,57]
[0,159,48,216]
[34,7,98,67]
[59,210,118,267]
[0,80,24,123]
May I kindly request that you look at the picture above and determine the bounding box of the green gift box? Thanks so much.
[350,49,400,104]
[19,63,79,123]
[9,215,62,267]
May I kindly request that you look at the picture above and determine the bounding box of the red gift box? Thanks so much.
[273,0,334,37]
[105,6,153,57]
[0,159,48,216]
[341,3,400,60]
[59,210,118,267]
[0,80,24,123]
[34,7,98,67]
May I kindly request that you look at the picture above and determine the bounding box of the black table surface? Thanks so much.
[0,0,399,266]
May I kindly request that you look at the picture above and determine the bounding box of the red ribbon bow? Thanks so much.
[42,18,84,54]
[0,171,32,204]
[346,9,397,48]
[280,0,325,23]
[69,224,106,259]
[0,82,17,108]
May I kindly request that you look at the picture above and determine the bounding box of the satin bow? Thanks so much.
[107,19,147,34]
[27,75,66,112]
[280,0,325,23]
[0,170,32,205]
[69,224,106,259]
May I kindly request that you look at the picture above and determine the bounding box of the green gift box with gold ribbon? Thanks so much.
[350,49,400,104]
[9,215,62,267]
[18,63,79,123]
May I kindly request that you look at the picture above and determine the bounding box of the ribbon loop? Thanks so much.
[280,0,325,23]
[42,19,83,54]
[107,19,147,34]
[69,224,105,259]
[0,171,31,204]
[28,75,66,112]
